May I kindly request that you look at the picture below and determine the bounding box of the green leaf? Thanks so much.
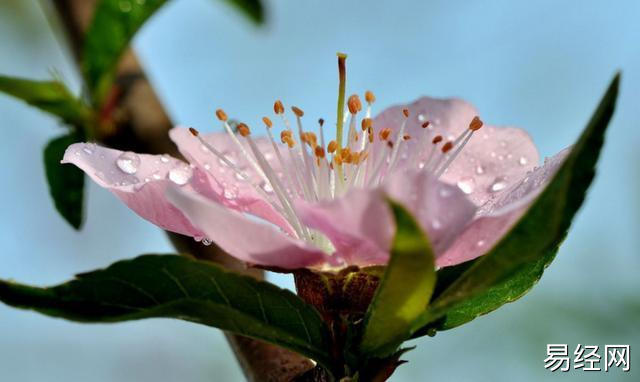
[0,75,88,126]
[0,255,332,368]
[359,201,436,357]
[83,0,264,104]
[412,74,620,333]
[44,132,86,229]
[220,0,264,24]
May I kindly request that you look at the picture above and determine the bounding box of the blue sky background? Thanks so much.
[0,0,638,380]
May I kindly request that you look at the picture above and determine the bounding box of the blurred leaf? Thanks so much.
[220,0,264,24]
[0,254,332,368]
[412,74,620,333]
[84,0,264,104]
[0,75,88,126]
[44,132,85,229]
[359,201,435,358]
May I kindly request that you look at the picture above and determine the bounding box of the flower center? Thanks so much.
[188,54,483,251]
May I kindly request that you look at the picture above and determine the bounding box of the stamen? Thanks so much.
[361,118,372,131]
[318,118,326,149]
[385,109,410,175]
[442,141,453,153]
[216,108,266,181]
[348,94,362,114]
[327,140,338,153]
[292,105,319,201]
[422,121,430,128]
[274,100,285,114]
[433,116,484,178]
[241,123,310,239]
[215,109,228,122]
[237,123,251,137]
[262,116,300,198]
[365,90,376,105]
[379,128,392,141]
[291,106,304,117]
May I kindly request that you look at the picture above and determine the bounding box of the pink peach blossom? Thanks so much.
[63,95,567,271]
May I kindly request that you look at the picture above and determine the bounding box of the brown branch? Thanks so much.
[47,1,314,380]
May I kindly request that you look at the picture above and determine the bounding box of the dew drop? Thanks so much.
[168,166,193,185]
[116,152,140,174]
[497,155,504,161]
[490,151,496,158]
[204,163,211,171]
[224,189,236,199]
[456,177,475,194]
[519,156,528,165]
[418,161,426,169]
[475,165,484,175]
[82,146,94,155]
[261,181,274,193]
[490,178,507,192]
[152,171,162,180]
[160,155,170,163]
[476,240,486,247]
[417,113,426,122]
[201,238,212,246]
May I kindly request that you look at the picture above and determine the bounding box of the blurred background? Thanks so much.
[0,0,638,380]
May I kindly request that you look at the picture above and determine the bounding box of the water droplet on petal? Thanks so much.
[418,161,426,169]
[519,156,528,165]
[456,177,475,194]
[431,219,442,229]
[169,166,193,185]
[82,146,94,155]
[261,181,274,193]
[475,165,484,175]
[160,155,170,163]
[417,113,426,122]
[116,152,140,174]
[490,178,507,192]
[152,171,162,180]
[476,240,486,247]
[201,238,212,246]
[204,163,211,171]
[224,189,236,199]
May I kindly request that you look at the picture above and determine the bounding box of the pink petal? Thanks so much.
[165,185,334,269]
[294,188,393,266]
[169,127,293,234]
[372,97,540,206]
[62,143,203,237]
[438,148,570,267]
[296,170,477,267]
